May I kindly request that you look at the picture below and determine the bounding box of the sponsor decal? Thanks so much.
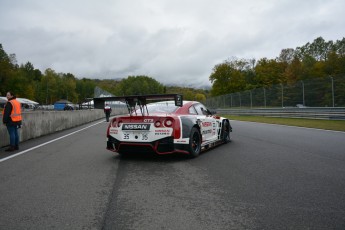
[154,129,171,136]
[202,129,212,135]
[110,130,118,134]
[202,122,212,127]
[155,133,169,136]
[176,140,187,143]
[155,129,170,132]
[122,124,151,130]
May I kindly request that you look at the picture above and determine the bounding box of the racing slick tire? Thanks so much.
[221,120,231,143]
[188,127,201,158]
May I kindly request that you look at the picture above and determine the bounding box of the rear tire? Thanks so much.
[188,127,201,158]
[221,120,231,143]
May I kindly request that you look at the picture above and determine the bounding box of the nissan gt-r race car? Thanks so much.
[93,94,232,158]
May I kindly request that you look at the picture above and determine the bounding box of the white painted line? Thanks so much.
[0,121,104,163]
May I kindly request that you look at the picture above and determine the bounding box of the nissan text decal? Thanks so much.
[122,124,151,130]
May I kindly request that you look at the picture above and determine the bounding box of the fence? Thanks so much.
[205,75,345,109]
[216,108,345,120]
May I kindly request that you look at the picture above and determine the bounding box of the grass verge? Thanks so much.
[221,115,345,132]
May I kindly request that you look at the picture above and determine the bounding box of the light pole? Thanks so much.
[281,83,284,108]
[263,88,266,108]
[223,95,225,108]
[330,76,335,107]
[239,92,241,108]
[46,79,48,105]
[301,80,305,107]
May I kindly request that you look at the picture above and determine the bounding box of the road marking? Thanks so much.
[0,121,104,163]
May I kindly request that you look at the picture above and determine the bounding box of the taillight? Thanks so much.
[155,121,161,127]
[111,118,122,128]
[111,118,117,127]
[164,118,173,127]
[155,118,174,127]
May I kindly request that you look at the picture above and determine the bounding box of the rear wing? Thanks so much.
[93,94,183,114]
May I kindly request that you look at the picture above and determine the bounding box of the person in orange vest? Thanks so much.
[2,91,22,151]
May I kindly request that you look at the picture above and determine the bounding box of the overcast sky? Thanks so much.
[1,0,344,87]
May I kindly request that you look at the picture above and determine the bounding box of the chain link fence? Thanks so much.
[206,75,345,108]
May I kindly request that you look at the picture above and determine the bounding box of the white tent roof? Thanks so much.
[81,100,126,106]
[17,98,39,105]
[0,96,39,105]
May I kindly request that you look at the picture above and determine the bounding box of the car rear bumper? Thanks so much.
[106,135,189,155]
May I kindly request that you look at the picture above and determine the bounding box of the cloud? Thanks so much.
[1,0,344,87]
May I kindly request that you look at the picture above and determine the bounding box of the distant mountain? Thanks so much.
[165,82,211,90]
[103,77,212,90]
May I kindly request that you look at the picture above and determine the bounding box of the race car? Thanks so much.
[93,94,232,157]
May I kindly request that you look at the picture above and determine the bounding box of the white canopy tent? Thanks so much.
[0,96,39,109]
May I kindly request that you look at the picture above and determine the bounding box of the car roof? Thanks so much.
[144,100,200,115]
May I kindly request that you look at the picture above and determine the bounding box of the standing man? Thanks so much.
[104,104,112,122]
[2,91,22,151]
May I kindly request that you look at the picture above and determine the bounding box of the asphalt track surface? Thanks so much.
[0,119,344,229]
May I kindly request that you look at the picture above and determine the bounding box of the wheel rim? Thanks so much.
[192,132,200,152]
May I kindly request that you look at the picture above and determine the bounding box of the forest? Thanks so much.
[209,36,345,97]
[1,36,344,105]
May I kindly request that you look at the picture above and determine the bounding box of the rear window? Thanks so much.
[136,101,178,114]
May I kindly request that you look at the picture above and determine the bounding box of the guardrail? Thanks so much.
[216,107,345,120]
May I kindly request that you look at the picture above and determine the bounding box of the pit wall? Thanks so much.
[0,110,116,148]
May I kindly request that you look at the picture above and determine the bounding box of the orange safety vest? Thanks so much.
[2,99,22,122]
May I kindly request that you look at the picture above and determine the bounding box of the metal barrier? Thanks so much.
[206,75,345,108]
[216,107,345,120]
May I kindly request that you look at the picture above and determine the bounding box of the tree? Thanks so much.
[283,56,303,84]
[295,37,333,62]
[278,48,295,64]
[17,62,40,99]
[334,38,345,57]
[0,44,15,95]
[309,37,333,61]
[194,93,206,102]
[60,73,77,102]
[165,86,208,101]
[254,58,285,87]
[116,76,164,95]
[96,79,121,96]
[209,59,247,96]
[39,68,59,104]
[76,78,96,102]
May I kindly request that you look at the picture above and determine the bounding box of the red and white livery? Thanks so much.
[94,94,232,157]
